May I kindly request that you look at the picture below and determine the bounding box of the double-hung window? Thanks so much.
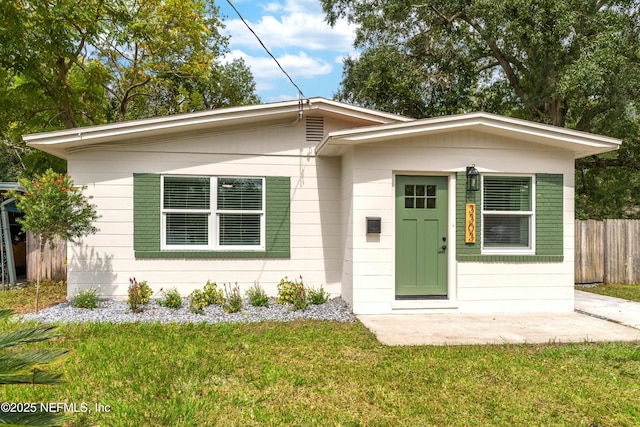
[161,176,265,250]
[482,175,534,253]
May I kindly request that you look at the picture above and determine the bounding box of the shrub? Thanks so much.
[277,276,308,311]
[189,289,207,315]
[157,287,182,309]
[223,283,243,314]
[128,277,153,313]
[189,281,225,315]
[203,281,225,306]
[307,285,330,305]
[246,282,269,307]
[72,288,100,309]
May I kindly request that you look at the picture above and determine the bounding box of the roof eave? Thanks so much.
[316,112,621,157]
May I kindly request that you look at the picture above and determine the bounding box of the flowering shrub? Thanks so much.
[203,280,224,306]
[277,276,308,311]
[223,283,243,313]
[157,287,182,309]
[189,280,224,314]
[189,289,207,315]
[128,278,153,313]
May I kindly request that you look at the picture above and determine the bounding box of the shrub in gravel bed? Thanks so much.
[277,276,308,311]
[189,281,225,315]
[222,283,242,314]
[72,288,100,309]
[308,285,330,305]
[128,278,153,313]
[245,283,269,307]
[157,287,182,309]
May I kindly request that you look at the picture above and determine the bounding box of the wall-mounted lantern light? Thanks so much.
[466,165,480,192]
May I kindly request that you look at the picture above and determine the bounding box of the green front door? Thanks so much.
[395,175,448,298]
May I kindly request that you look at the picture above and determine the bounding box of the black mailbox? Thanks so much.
[366,217,381,234]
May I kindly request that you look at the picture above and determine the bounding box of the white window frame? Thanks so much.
[161,175,265,251]
[481,174,535,255]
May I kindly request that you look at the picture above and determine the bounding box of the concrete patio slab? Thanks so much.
[575,290,640,329]
[358,291,640,346]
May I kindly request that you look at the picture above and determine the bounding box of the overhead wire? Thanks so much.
[225,0,306,102]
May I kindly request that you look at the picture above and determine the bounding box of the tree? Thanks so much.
[0,0,260,177]
[321,0,640,217]
[7,170,99,313]
[0,309,68,426]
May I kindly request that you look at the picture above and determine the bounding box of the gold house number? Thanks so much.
[465,203,476,243]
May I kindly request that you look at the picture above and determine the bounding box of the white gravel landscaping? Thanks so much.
[21,297,356,324]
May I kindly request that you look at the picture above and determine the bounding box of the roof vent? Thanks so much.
[306,117,324,143]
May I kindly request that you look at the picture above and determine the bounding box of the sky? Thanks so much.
[217,0,358,103]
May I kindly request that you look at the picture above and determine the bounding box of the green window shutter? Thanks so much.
[133,174,290,259]
[265,176,291,257]
[133,174,161,254]
[535,174,563,256]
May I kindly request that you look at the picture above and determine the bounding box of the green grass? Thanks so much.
[0,284,640,425]
[0,280,67,314]
[0,321,639,426]
[577,283,640,302]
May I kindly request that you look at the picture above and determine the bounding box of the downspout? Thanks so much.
[0,198,16,287]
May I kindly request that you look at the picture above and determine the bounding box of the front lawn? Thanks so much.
[0,321,639,426]
[0,280,67,314]
[577,283,640,303]
[0,284,639,426]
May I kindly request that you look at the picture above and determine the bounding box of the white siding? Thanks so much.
[346,130,576,314]
[66,119,343,298]
[66,119,578,316]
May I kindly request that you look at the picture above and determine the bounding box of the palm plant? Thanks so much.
[0,309,68,426]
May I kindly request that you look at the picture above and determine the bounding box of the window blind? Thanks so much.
[165,213,209,245]
[217,178,262,210]
[483,177,531,211]
[164,177,210,210]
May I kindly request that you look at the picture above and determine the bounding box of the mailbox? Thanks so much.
[366,217,381,234]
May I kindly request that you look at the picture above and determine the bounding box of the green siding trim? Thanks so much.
[456,172,564,263]
[133,174,161,253]
[135,250,290,259]
[458,255,564,263]
[133,174,290,259]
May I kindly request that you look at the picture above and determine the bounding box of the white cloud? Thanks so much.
[224,49,332,85]
[223,1,356,52]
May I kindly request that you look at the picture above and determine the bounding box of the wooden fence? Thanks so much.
[26,233,67,282]
[575,219,640,284]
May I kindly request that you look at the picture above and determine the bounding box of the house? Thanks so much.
[24,98,621,314]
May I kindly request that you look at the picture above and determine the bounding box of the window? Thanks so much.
[482,176,534,253]
[161,176,264,250]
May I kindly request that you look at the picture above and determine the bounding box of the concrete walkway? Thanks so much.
[357,290,640,346]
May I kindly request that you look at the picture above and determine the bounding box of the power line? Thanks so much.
[225,0,306,100]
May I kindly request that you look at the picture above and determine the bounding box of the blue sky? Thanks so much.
[217,0,357,103]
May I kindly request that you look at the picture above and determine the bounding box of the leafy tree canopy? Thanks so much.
[0,0,260,179]
[321,0,640,218]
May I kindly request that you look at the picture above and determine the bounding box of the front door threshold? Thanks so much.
[392,299,458,311]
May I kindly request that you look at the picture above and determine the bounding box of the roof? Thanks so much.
[316,111,621,158]
[24,101,620,160]
[23,97,412,159]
